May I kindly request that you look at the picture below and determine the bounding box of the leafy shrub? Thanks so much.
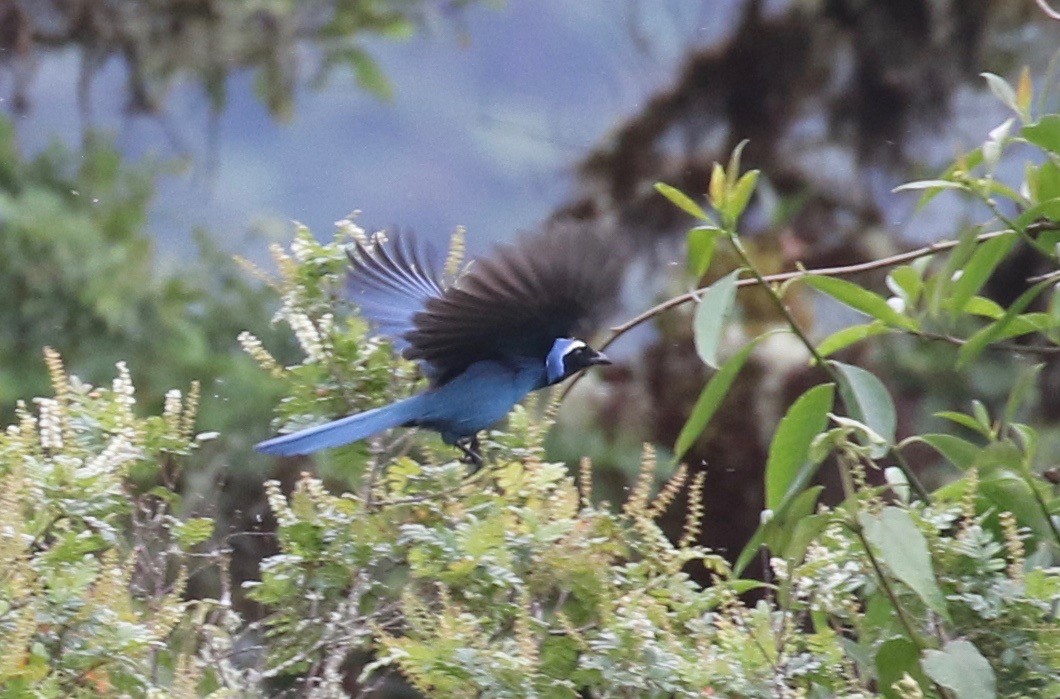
[0,350,214,695]
[2,73,1059,698]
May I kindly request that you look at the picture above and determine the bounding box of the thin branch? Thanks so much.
[915,330,1060,355]
[602,228,1024,353]
[1036,0,1060,20]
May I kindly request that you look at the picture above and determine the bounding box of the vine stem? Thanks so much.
[722,231,933,501]
[723,232,839,381]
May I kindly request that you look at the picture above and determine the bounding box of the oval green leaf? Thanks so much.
[673,334,762,461]
[948,232,1017,320]
[1022,114,1060,155]
[830,360,896,458]
[765,383,835,511]
[860,507,950,620]
[693,269,741,369]
[688,225,723,278]
[654,182,709,220]
[901,434,980,471]
[921,640,996,699]
[804,275,918,331]
[957,278,1054,368]
[816,321,890,358]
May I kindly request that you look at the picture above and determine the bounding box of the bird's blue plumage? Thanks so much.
[256,226,623,461]
[345,233,446,357]
[255,395,424,456]
[256,356,548,456]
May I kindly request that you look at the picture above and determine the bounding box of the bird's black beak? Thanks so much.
[588,350,612,367]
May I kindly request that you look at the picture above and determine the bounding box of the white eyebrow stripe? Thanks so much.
[561,340,586,358]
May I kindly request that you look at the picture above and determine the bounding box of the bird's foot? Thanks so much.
[454,435,483,472]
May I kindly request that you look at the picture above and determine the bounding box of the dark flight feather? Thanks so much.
[346,224,625,386]
[404,224,624,384]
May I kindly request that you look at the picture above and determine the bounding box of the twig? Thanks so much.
[602,225,1055,356]
[1036,0,1060,20]
[915,330,1060,355]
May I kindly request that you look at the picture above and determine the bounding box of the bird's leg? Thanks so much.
[455,434,483,471]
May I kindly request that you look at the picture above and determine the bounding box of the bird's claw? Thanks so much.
[455,435,483,472]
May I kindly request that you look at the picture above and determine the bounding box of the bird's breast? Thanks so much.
[417,358,545,441]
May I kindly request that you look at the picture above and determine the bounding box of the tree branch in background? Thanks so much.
[599,222,1059,353]
[1036,0,1060,20]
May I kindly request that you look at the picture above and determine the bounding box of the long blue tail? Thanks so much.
[255,395,423,456]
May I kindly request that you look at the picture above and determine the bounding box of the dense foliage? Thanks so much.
[0,114,290,460]
[1,73,1059,697]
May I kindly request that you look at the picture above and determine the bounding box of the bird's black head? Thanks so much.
[545,338,611,385]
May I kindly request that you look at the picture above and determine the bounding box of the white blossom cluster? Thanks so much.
[792,542,867,615]
[263,479,297,527]
[286,310,324,362]
[112,360,137,432]
[82,435,141,478]
[33,397,63,450]
[163,389,183,437]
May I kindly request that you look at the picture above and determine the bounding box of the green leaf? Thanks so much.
[957,278,1054,368]
[984,179,1027,206]
[762,486,824,559]
[932,226,987,315]
[902,434,980,470]
[915,149,983,211]
[347,48,394,101]
[887,265,923,307]
[725,169,759,222]
[947,232,1018,320]
[176,517,215,548]
[804,275,918,331]
[727,139,749,183]
[935,411,993,438]
[892,179,968,192]
[1033,159,1060,201]
[816,321,890,358]
[986,312,1053,342]
[733,525,769,579]
[1013,197,1060,240]
[860,507,950,620]
[655,182,709,220]
[765,383,835,510]
[734,489,825,580]
[783,512,831,567]
[830,361,896,458]
[1022,114,1060,154]
[982,72,1018,114]
[980,470,1055,544]
[877,637,930,699]
[971,400,992,430]
[673,334,763,461]
[921,640,996,699]
[693,269,741,369]
[687,225,723,278]
[1051,283,1060,344]
[961,295,1005,319]
[1002,362,1044,426]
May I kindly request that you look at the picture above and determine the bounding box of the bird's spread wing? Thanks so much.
[345,231,447,353]
[404,223,625,385]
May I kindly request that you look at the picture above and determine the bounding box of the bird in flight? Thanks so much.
[255,225,623,465]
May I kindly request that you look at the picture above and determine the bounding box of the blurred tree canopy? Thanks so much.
[0,0,479,121]
[0,114,289,459]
